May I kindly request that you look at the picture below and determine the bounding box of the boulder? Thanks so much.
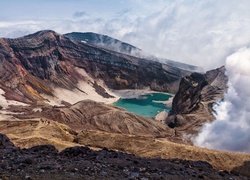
[155,111,168,123]
[0,133,15,149]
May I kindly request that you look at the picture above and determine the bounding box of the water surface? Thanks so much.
[114,93,171,118]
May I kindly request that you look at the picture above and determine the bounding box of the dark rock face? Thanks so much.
[232,161,250,178]
[166,67,228,141]
[0,30,191,104]
[0,134,15,149]
[0,134,247,180]
[170,72,208,116]
[29,144,58,155]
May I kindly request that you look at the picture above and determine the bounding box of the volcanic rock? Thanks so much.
[154,110,168,123]
[0,133,15,149]
[166,66,228,142]
[0,133,248,179]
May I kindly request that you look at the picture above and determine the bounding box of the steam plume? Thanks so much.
[193,47,250,153]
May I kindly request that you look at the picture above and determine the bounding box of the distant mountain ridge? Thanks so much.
[64,32,199,71]
[64,32,142,55]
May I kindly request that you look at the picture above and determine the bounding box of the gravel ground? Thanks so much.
[0,144,248,180]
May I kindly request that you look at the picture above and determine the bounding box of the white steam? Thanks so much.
[194,47,250,153]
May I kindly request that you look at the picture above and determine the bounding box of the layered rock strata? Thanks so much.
[166,66,228,142]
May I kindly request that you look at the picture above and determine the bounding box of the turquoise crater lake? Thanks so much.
[114,93,172,118]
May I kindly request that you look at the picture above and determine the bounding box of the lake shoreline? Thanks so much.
[111,89,174,99]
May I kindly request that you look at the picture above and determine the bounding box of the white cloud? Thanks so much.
[122,0,250,69]
[0,0,249,69]
[193,47,250,153]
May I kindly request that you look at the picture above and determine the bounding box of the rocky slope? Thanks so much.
[166,66,228,142]
[0,30,191,105]
[1,133,249,179]
[65,32,199,71]
[0,118,78,151]
[9,100,170,138]
[64,32,142,56]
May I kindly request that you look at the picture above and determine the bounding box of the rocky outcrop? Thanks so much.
[168,72,208,116]
[0,134,248,179]
[0,134,15,149]
[166,66,228,141]
[155,110,168,123]
[0,30,191,104]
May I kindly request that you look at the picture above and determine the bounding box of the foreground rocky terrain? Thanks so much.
[1,118,250,178]
[1,134,249,180]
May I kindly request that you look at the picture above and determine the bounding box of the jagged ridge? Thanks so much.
[166,66,228,143]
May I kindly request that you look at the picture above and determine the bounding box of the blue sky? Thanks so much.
[0,0,249,69]
[0,0,148,20]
